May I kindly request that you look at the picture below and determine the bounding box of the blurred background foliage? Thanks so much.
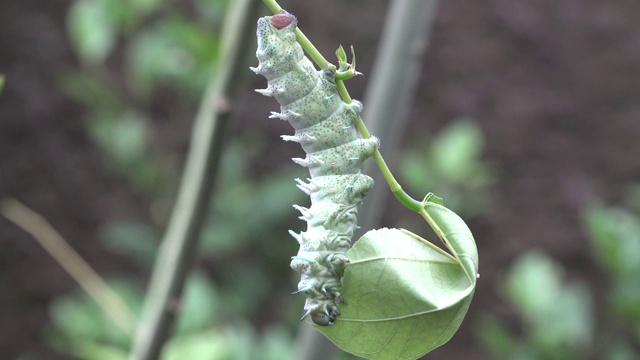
[2,0,640,359]
[478,188,640,360]
[399,118,496,218]
[43,0,306,358]
[47,0,502,357]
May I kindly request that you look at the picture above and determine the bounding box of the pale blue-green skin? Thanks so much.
[253,13,377,325]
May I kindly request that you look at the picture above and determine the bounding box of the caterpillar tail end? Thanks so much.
[300,309,336,326]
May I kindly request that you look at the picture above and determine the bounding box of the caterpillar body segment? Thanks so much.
[254,11,376,325]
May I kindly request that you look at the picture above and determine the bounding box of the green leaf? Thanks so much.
[504,251,563,321]
[67,340,128,360]
[67,0,118,64]
[423,202,479,284]
[336,45,347,63]
[256,325,296,360]
[430,119,484,182]
[213,322,295,360]
[162,330,230,360]
[88,110,149,164]
[606,342,638,360]
[128,0,164,17]
[423,192,443,205]
[175,272,220,334]
[201,167,304,255]
[610,279,640,319]
[58,71,122,112]
[476,315,518,357]
[583,205,640,276]
[49,279,143,349]
[503,252,594,353]
[126,16,219,96]
[398,119,495,217]
[623,183,640,212]
[194,0,229,24]
[100,220,158,267]
[318,213,478,360]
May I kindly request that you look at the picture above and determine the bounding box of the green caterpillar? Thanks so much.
[252,11,377,325]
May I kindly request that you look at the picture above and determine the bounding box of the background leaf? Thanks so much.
[67,0,118,64]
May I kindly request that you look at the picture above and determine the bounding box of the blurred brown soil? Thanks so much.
[2,0,640,359]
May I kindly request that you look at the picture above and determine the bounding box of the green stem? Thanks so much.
[261,0,281,14]
[262,0,422,213]
[338,79,422,211]
[294,29,330,70]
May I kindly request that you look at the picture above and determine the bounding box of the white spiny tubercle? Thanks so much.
[268,111,285,120]
[292,154,326,168]
[254,12,375,326]
[255,88,273,97]
[288,230,303,245]
[295,179,314,195]
[312,155,323,163]
[291,157,306,167]
[292,204,311,217]
[249,66,262,74]
[268,111,279,118]
[295,178,317,191]
[296,184,311,195]
[281,134,316,143]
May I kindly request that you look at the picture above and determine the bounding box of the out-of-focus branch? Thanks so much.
[0,198,136,335]
[128,1,262,359]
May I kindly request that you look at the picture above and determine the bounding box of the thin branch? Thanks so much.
[128,1,262,359]
[359,0,440,224]
[0,198,136,335]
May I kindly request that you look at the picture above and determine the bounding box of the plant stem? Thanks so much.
[262,0,423,213]
[358,0,440,218]
[128,1,260,359]
[261,0,281,14]
[0,198,136,335]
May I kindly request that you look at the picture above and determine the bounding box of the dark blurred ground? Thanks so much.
[1,0,639,359]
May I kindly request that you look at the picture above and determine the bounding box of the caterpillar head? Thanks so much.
[270,12,296,30]
[255,11,304,79]
[256,11,298,48]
